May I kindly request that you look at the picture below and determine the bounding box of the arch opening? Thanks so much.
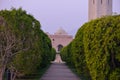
[57,44,63,52]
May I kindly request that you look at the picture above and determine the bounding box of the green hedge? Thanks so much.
[0,8,56,79]
[61,42,74,66]
[61,15,120,80]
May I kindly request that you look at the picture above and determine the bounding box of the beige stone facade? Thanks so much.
[88,0,112,21]
[47,28,73,52]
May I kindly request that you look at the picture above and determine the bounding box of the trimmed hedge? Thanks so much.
[61,15,120,80]
[0,8,56,79]
[61,42,74,66]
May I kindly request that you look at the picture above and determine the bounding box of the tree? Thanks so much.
[0,8,56,80]
[0,16,26,80]
[61,15,120,80]
[83,16,120,80]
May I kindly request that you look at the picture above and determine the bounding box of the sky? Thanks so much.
[0,0,120,36]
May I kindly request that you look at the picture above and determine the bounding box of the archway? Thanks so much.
[57,44,63,52]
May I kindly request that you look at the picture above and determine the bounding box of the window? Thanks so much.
[52,39,54,41]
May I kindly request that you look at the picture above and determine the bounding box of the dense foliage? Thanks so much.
[61,26,90,79]
[0,8,55,80]
[61,42,74,66]
[61,15,120,80]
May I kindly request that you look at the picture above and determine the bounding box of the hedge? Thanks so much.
[61,15,120,80]
[0,8,56,79]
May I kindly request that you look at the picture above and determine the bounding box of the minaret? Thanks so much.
[88,0,112,21]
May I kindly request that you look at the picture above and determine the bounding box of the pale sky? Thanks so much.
[0,0,120,36]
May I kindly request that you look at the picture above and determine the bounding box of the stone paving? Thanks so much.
[40,54,80,80]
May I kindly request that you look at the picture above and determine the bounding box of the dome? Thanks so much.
[54,27,67,35]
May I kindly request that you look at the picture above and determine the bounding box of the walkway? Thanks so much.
[40,54,80,80]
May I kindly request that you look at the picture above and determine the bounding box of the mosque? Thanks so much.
[47,0,113,53]
[47,28,73,52]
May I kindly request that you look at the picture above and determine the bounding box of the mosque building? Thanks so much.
[47,28,73,53]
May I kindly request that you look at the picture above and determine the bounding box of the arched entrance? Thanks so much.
[57,44,63,52]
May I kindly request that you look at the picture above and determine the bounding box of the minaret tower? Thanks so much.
[88,0,112,21]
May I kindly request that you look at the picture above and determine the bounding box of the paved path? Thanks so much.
[40,63,80,80]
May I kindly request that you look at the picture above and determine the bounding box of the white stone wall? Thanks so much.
[88,0,112,21]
